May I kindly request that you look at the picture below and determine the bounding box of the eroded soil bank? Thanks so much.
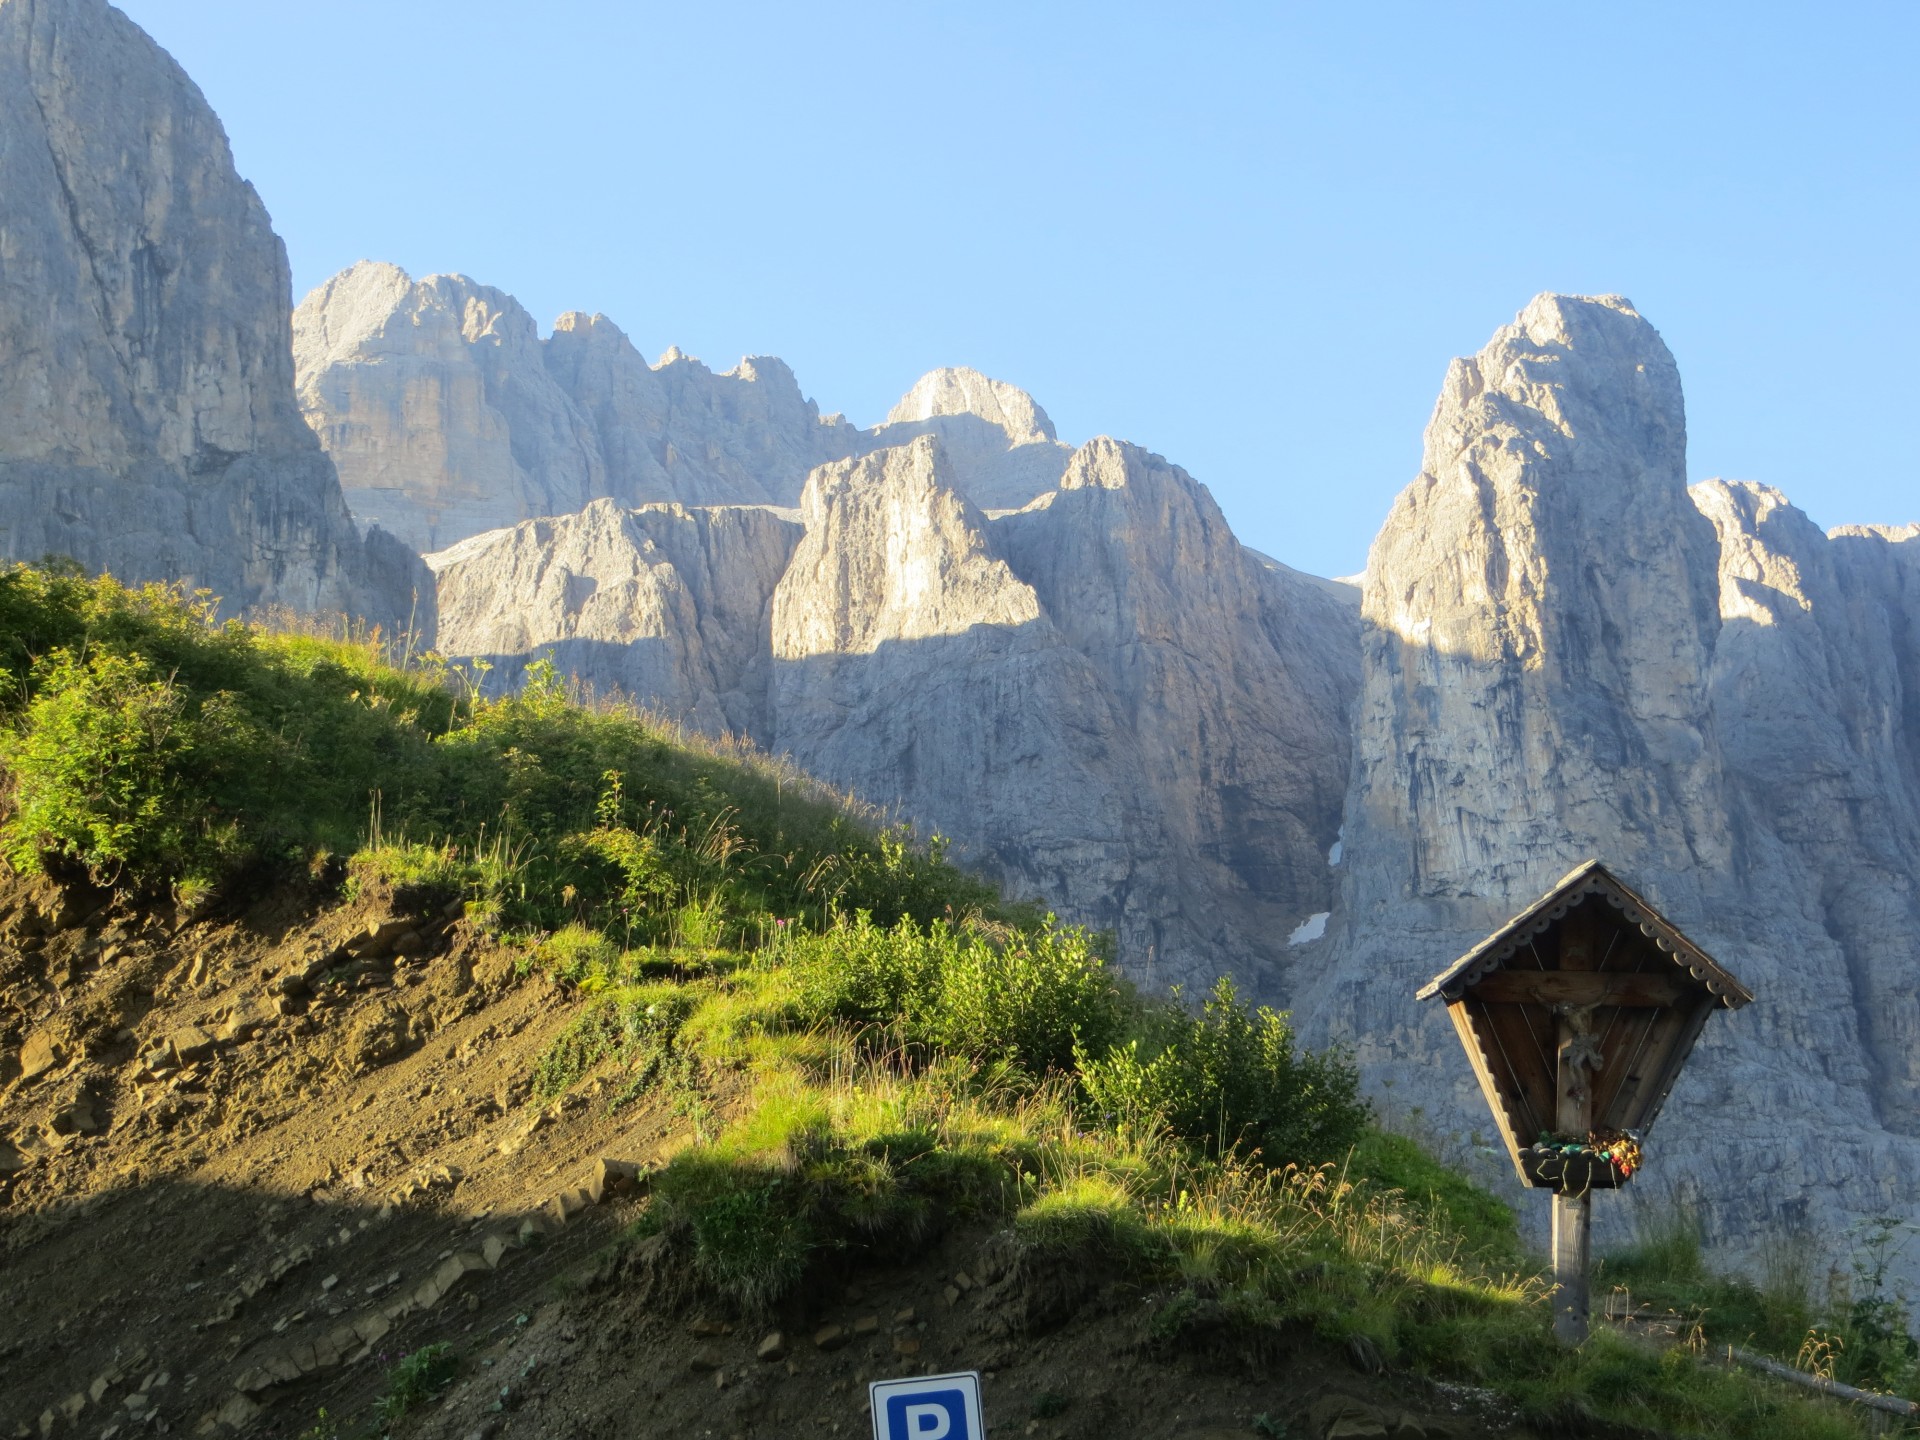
[1,872,1579,1440]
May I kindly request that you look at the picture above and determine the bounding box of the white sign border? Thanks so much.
[867,1368,986,1440]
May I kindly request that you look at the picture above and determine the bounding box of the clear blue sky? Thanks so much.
[117,0,1917,578]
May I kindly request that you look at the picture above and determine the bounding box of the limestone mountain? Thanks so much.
[1301,293,1920,1274]
[0,0,422,625]
[865,367,1074,510]
[9,0,1919,1296]
[293,263,862,552]
[292,264,1078,552]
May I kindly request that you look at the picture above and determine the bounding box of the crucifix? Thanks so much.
[1417,861,1752,1345]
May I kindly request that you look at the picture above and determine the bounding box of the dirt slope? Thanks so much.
[1,873,1554,1440]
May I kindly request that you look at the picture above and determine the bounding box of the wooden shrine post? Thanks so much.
[1551,914,1598,1342]
[1417,861,1752,1347]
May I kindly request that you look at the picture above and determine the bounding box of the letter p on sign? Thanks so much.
[869,1371,985,1440]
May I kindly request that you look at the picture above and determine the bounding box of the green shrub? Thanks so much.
[535,924,624,988]
[0,564,993,932]
[0,567,451,892]
[648,1155,815,1312]
[531,982,702,1098]
[1081,977,1369,1166]
[788,913,1130,1077]
[0,648,207,887]
[377,1342,459,1420]
[1823,1218,1919,1393]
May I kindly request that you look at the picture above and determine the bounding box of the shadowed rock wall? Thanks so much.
[0,0,424,629]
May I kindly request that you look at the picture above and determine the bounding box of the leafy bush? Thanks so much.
[377,1342,460,1421]
[531,982,703,1098]
[1,648,207,887]
[1822,1218,1920,1394]
[787,913,1131,1077]
[1081,977,1369,1166]
[0,567,450,892]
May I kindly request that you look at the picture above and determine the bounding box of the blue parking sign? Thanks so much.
[869,1370,986,1440]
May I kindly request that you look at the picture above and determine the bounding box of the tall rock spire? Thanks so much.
[1307,293,1920,1285]
[1347,293,1727,924]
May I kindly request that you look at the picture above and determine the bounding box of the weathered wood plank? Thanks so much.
[1474,1000,1555,1140]
[1634,996,1718,1133]
[1471,970,1693,1007]
[1553,1009,1596,1345]
[1723,1345,1920,1419]
[1447,1002,1531,1183]
[1595,1002,1694,1131]
[1558,904,1599,972]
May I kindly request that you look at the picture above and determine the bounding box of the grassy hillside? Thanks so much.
[0,561,1906,1439]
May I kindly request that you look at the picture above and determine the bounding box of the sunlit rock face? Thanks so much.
[866,367,1075,511]
[766,437,1189,964]
[293,271,1084,550]
[294,265,606,555]
[0,0,422,626]
[1302,294,1920,1282]
[309,253,1920,1284]
[428,499,802,739]
[991,437,1358,985]
[293,263,859,555]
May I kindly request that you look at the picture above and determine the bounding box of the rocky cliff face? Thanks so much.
[0,0,422,626]
[294,265,863,552]
[293,271,1081,551]
[14,0,1917,1297]
[429,500,801,738]
[1302,294,1920,1275]
[293,264,606,554]
[865,367,1073,510]
[991,438,1357,979]
[431,434,1359,991]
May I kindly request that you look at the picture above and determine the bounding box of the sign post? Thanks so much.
[1417,861,1752,1346]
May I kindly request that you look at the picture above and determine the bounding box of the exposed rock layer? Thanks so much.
[429,499,801,739]
[0,0,422,626]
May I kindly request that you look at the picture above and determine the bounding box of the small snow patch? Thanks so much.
[1288,912,1330,947]
[1327,830,1344,867]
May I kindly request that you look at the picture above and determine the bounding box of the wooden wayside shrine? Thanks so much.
[1417,860,1753,1344]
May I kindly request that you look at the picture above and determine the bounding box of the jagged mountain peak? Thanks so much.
[1514,289,1643,339]
[295,265,1091,538]
[1056,435,1180,493]
[1431,292,1685,466]
[549,309,635,352]
[885,366,1057,445]
[1833,519,1920,545]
